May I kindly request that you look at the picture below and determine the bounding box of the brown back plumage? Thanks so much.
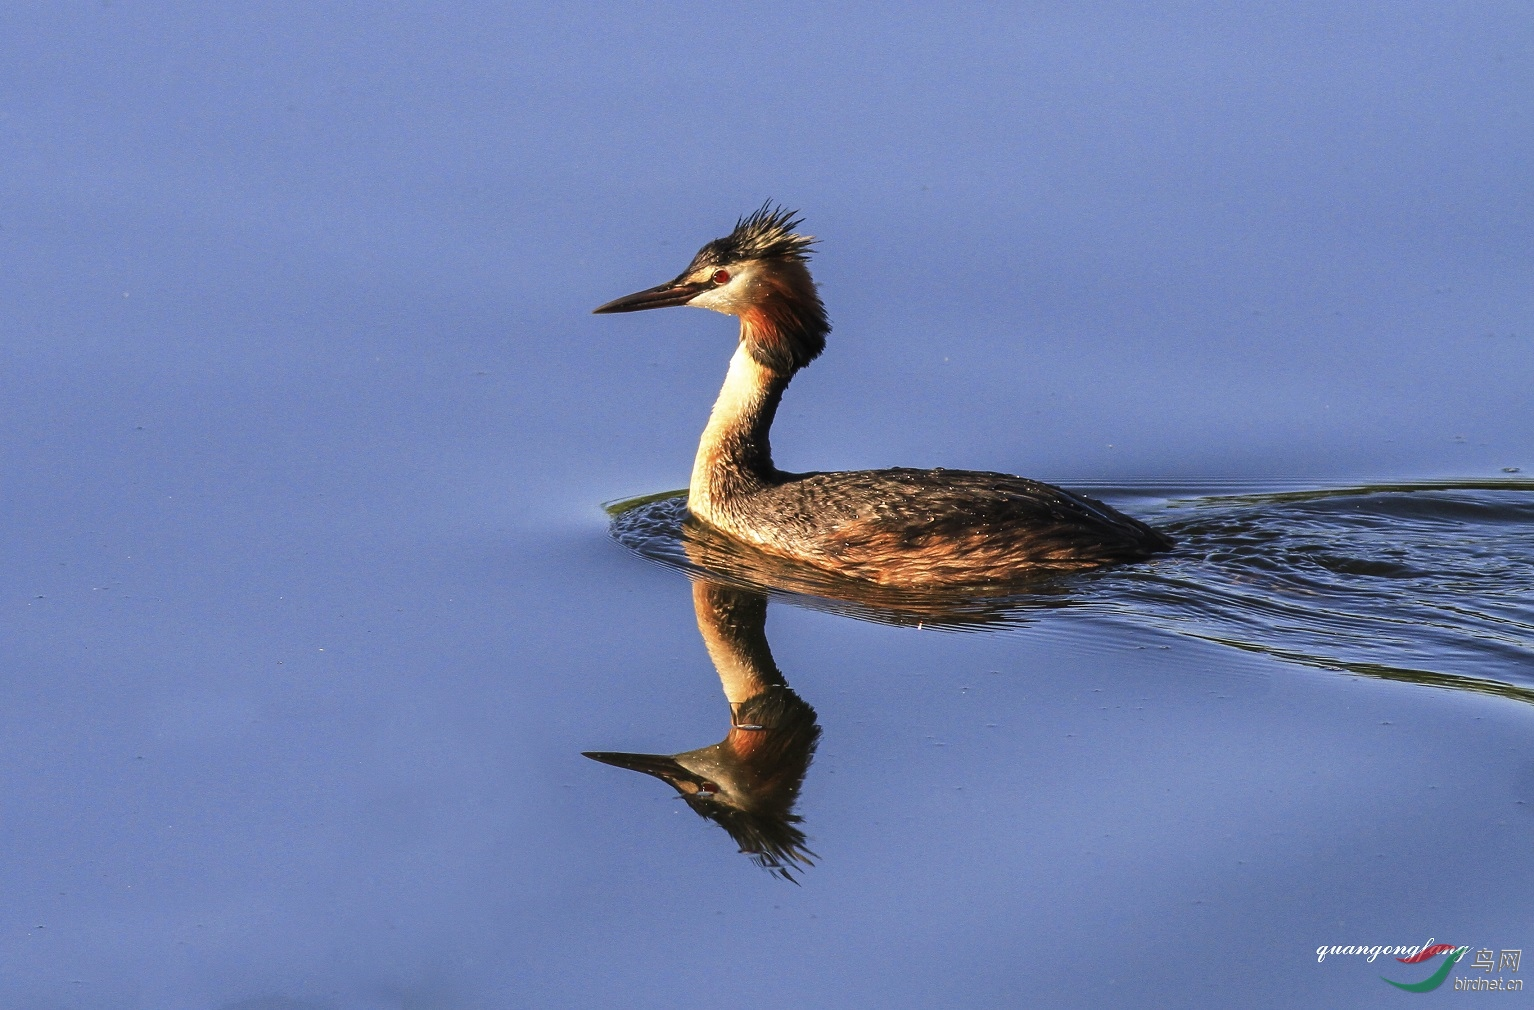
[728,468,1173,586]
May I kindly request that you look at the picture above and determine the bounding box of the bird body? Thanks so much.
[595,204,1172,587]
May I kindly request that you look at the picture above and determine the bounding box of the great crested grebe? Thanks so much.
[594,204,1173,586]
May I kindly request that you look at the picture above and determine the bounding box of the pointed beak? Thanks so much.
[582,751,691,780]
[592,278,708,314]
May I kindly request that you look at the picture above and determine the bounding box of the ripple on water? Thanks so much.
[608,479,1534,693]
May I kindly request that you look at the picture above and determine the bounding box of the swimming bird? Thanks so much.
[594,204,1172,586]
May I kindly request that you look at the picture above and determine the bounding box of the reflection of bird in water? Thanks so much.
[584,580,820,880]
[595,204,1172,587]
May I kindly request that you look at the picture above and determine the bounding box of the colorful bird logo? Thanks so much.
[1382,944,1469,992]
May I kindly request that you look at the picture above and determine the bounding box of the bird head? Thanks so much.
[583,685,820,881]
[593,203,830,373]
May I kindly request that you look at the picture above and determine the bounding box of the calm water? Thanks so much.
[3,5,1532,1008]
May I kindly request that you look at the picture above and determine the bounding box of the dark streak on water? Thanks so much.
[609,479,1534,697]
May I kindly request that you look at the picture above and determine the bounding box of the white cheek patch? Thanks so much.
[687,286,734,312]
[685,262,763,315]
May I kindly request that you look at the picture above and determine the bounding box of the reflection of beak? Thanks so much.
[583,750,723,798]
[582,750,690,779]
[587,751,736,814]
[592,278,708,314]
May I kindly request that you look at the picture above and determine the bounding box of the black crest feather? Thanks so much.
[689,201,817,270]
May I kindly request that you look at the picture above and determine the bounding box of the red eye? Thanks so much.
[711,269,730,285]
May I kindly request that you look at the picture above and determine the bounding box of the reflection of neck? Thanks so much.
[691,581,786,713]
[689,340,792,524]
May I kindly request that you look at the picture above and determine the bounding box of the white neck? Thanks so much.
[688,341,790,523]
[691,581,785,710]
